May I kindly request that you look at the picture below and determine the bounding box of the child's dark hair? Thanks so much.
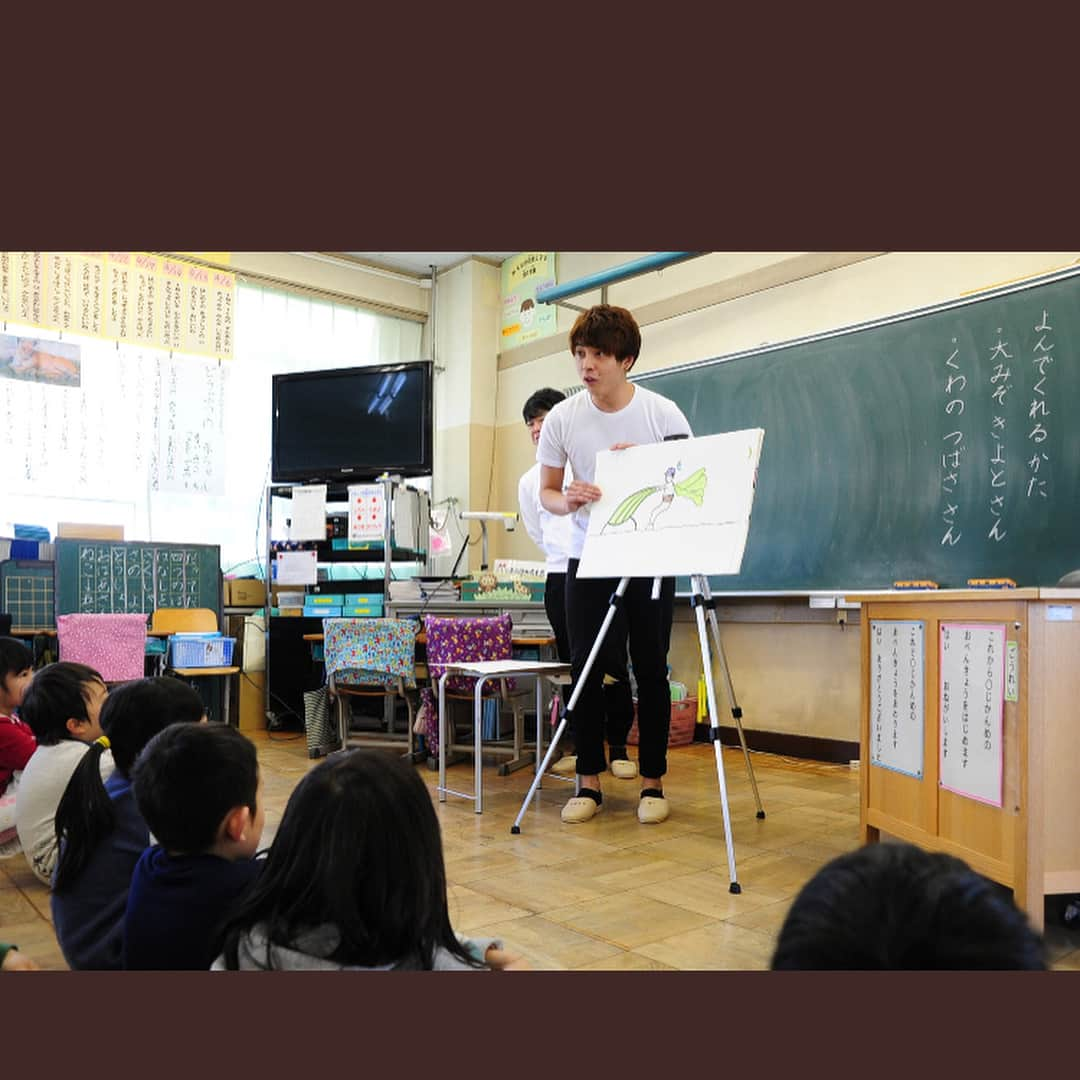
[218,749,481,971]
[131,722,258,855]
[568,304,641,366]
[0,636,33,685]
[770,842,1046,970]
[18,662,105,745]
[53,677,206,894]
[522,387,565,424]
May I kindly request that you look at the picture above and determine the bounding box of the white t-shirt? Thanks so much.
[536,384,692,558]
[15,739,115,885]
[517,462,573,573]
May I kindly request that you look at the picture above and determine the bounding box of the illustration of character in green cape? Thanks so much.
[602,464,708,532]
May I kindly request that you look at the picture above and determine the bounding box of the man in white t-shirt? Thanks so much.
[517,387,633,778]
[537,305,691,825]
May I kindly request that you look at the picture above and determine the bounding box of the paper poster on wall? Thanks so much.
[289,485,328,541]
[869,620,925,779]
[348,484,386,543]
[939,623,1005,807]
[0,333,81,386]
[0,252,235,359]
[576,429,764,579]
[275,549,318,585]
[500,253,557,350]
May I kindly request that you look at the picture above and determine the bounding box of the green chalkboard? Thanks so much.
[635,269,1080,592]
[55,539,222,616]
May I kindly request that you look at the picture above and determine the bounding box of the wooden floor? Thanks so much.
[6,728,1080,970]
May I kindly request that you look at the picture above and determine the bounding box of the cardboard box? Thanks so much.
[57,522,125,540]
[229,578,266,607]
[238,671,267,731]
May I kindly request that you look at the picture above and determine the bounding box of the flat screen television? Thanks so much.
[271,362,433,484]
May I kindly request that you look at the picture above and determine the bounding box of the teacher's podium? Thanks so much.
[851,587,1080,931]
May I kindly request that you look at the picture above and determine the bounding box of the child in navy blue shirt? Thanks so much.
[51,677,206,969]
[123,722,264,970]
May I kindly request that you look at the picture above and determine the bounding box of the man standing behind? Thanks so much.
[537,305,690,825]
[517,388,636,780]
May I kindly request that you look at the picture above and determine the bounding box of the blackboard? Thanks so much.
[55,539,222,616]
[635,269,1080,592]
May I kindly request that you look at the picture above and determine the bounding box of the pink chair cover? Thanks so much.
[56,613,148,682]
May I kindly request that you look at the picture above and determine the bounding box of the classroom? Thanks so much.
[2,250,1080,971]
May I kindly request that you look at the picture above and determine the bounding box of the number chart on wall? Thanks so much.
[869,620,925,779]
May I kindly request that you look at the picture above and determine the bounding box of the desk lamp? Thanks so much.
[458,511,518,572]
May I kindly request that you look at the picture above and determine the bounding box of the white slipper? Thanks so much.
[561,793,602,823]
[637,793,670,824]
[610,758,638,780]
[550,754,577,776]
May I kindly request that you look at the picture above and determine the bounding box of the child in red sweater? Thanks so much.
[0,638,36,857]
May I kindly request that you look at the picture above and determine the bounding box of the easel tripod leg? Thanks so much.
[692,575,741,893]
[700,582,765,820]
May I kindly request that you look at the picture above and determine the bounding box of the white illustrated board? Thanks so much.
[576,429,764,579]
[939,623,1005,807]
[869,620,925,779]
[348,483,387,543]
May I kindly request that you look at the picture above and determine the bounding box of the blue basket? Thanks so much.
[169,634,235,667]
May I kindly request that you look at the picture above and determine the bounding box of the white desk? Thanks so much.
[437,659,571,814]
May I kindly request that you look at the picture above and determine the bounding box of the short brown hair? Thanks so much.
[568,305,641,367]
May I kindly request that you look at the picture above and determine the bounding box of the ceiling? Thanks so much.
[341,252,516,277]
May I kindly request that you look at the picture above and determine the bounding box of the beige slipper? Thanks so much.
[550,754,577,776]
[610,758,638,780]
[637,793,670,824]
[561,793,602,823]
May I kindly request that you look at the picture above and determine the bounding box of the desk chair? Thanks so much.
[422,614,538,782]
[151,607,240,724]
[56,613,148,683]
[322,618,419,758]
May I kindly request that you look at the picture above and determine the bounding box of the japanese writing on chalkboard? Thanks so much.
[986,330,1013,542]
[1027,309,1053,500]
[75,543,206,614]
[940,338,967,546]
[869,620,925,779]
[939,622,1005,806]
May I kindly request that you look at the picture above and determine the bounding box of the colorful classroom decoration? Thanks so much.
[0,252,235,359]
[500,252,557,349]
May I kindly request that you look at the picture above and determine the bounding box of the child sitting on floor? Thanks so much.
[770,841,1046,970]
[51,677,206,969]
[15,662,112,883]
[123,722,264,969]
[0,638,36,859]
[214,749,527,971]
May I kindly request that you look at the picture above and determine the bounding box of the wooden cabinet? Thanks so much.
[851,588,1080,930]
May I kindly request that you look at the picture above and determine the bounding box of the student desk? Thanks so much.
[435,659,571,814]
[852,588,1080,930]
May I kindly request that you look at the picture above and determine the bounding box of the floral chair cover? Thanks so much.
[417,613,516,756]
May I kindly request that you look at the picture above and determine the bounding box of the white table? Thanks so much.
[437,660,571,814]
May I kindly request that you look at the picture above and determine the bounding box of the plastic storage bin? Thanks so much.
[169,634,236,667]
